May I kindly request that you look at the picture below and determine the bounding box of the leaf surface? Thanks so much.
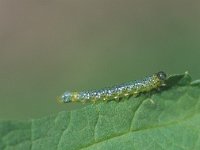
[1,73,200,150]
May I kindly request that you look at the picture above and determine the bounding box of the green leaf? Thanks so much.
[1,72,200,150]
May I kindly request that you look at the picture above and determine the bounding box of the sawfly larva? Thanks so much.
[57,71,166,103]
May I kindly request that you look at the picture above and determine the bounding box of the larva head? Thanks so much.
[156,71,167,81]
[59,91,72,103]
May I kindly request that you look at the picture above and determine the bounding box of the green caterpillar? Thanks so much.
[57,71,166,103]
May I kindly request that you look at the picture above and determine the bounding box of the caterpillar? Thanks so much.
[57,71,167,103]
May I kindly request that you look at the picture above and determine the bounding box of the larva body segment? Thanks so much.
[58,71,167,103]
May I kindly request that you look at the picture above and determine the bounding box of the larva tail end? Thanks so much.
[56,96,64,104]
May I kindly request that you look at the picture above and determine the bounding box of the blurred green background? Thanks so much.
[0,0,199,120]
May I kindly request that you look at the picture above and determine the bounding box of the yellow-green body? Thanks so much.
[58,71,166,103]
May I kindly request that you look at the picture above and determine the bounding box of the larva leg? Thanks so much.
[114,96,120,102]
[156,84,165,93]
[123,93,130,100]
[161,83,166,86]
[103,97,110,103]
[91,99,97,104]
[131,91,139,98]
